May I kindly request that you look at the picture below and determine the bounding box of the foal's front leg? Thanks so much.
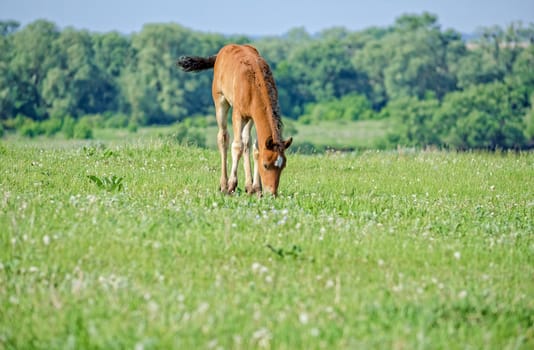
[242,119,254,193]
[228,113,245,193]
[252,141,262,194]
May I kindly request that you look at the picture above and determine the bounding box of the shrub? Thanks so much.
[62,116,76,139]
[127,122,138,133]
[435,82,527,149]
[73,118,93,139]
[41,117,63,136]
[105,114,130,129]
[82,114,106,129]
[299,93,375,122]
[383,96,440,147]
[170,123,206,147]
[19,118,44,138]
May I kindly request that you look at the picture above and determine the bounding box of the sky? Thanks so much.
[1,0,533,36]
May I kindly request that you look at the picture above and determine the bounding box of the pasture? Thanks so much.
[0,139,533,349]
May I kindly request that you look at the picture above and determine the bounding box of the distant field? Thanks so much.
[1,140,533,349]
[88,119,388,152]
[288,120,388,151]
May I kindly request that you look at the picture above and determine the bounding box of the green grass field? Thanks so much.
[1,138,533,349]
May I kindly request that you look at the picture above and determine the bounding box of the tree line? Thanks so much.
[1,13,533,149]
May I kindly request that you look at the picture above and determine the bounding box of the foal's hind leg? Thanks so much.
[215,96,230,193]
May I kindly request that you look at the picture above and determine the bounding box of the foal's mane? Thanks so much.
[256,58,284,144]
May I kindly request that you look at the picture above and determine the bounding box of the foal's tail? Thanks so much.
[176,55,217,72]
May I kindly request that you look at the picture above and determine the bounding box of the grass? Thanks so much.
[0,138,533,349]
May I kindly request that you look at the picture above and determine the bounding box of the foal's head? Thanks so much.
[259,136,293,196]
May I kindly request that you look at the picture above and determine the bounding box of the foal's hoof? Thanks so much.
[246,185,262,196]
[227,181,238,194]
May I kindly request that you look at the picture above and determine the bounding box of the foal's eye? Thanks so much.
[263,163,268,170]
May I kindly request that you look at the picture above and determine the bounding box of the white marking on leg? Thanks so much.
[242,120,253,192]
[252,141,261,192]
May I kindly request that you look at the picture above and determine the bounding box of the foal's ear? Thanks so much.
[283,137,293,150]
[265,136,275,150]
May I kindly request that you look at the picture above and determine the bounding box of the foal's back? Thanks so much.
[212,44,276,117]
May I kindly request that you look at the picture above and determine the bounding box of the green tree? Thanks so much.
[123,24,228,124]
[300,93,375,122]
[44,28,115,118]
[434,82,527,149]
[0,22,17,121]
[383,96,440,147]
[0,20,20,36]
[92,32,134,114]
[10,20,60,120]
[352,39,389,109]
[383,14,461,100]
[275,34,368,118]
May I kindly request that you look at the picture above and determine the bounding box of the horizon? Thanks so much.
[1,0,533,37]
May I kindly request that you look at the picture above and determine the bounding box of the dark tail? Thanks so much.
[176,55,217,72]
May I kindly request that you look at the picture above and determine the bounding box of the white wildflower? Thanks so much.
[310,328,320,337]
[252,328,271,348]
[196,302,209,315]
[252,262,268,275]
[147,300,159,314]
[325,279,335,288]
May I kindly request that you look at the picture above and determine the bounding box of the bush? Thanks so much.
[62,116,76,139]
[435,82,527,149]
[73,118,94,139]
[41,117,63,136]
[19,118,44,138]
[127,122,138,133]
[383,96,440,147]
[170,123,206,147]
[299,93,376,122]
[82,114,106,129]
[105,114,130,129]
[183,115,209,128]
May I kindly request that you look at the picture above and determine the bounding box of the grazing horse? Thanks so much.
[177,44,292,196]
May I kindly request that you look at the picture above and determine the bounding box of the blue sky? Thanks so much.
[1,0,533,35]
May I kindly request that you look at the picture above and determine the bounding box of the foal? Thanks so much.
[177,44,292,195]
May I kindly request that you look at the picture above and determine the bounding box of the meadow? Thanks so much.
[0,137,533,349]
